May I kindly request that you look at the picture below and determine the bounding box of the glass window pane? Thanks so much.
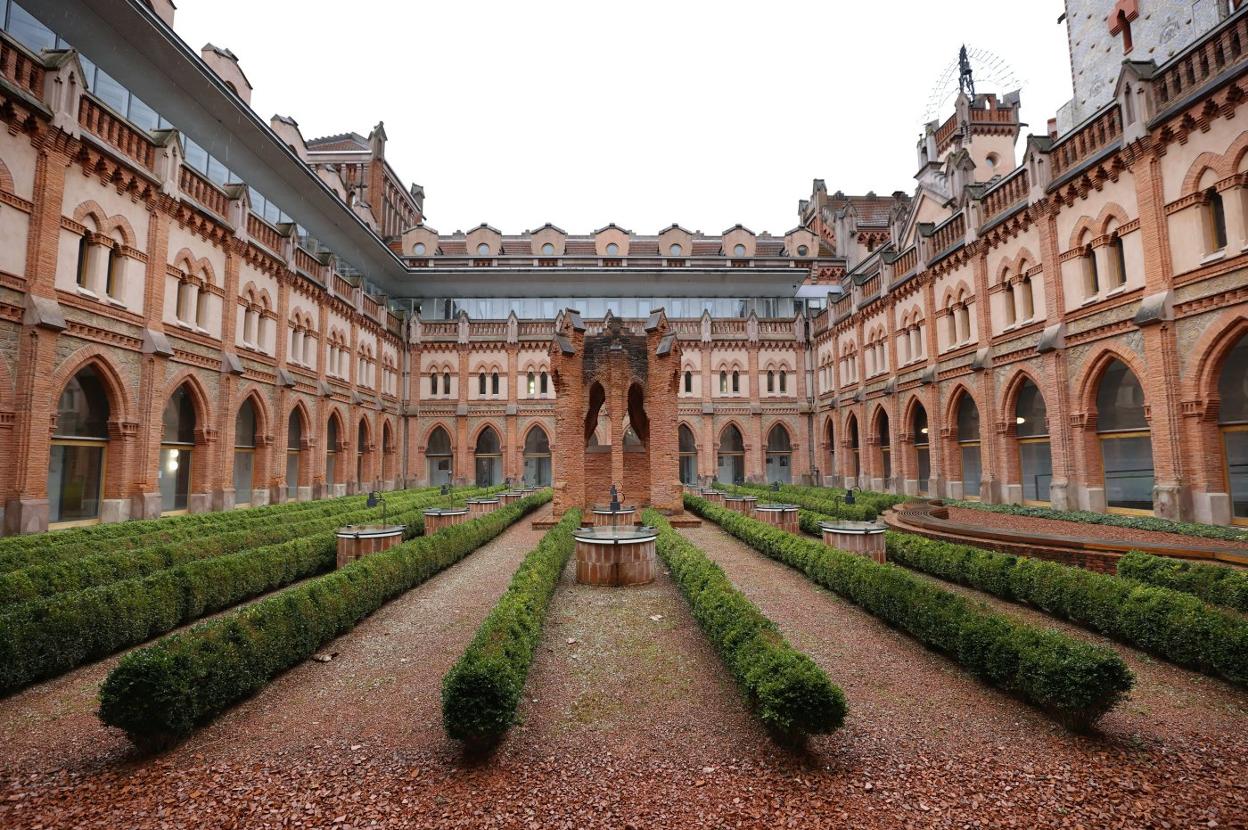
[1100,435,1154,511]
[159,447,191,512]
[7,3,55,51]
[1217,335,1248,425]
[49,443,104,522]
[1015,380,1048,437]
[286,452,300,500]
[92,68,129,116]
[1096,361,1148,432]
[1020,440,1052,502]
[233,450,254,503]
[184,138,209,174]
[961,445,982,498]
[206,156,230,187]
[917,447,931,493]
[957,395,980,441]
[1225,430,1248,520]
[128,95,159,131]
[55,367,111,438]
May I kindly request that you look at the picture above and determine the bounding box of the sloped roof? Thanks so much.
[307,132,369,152]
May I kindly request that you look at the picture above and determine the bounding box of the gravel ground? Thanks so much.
[946,505,1248,552]
[3,507,1246,829]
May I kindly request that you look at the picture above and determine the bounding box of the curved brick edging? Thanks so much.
[884,502,1248,574]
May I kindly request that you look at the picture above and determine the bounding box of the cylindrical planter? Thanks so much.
[820,520,887,563]
[723,495,757,517]
[573,526,658,587]
[591,505,637,527]
[466,497,501,518]
[700,490,726,506]
[499,491,524,506]
[423,507,469,534]
[755,503,799,533]
[336,524,405,568]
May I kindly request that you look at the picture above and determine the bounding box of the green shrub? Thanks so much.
[441,509,581,743]
[0,487,479,608]
[0,489,479,693]
[945,500,1248,544]
[646,509,846,739]
[885,532,1248,686]
[727,483,902,522]
[98,491,549,745]
[686,495,1133,728]
[1117,550,1248,613]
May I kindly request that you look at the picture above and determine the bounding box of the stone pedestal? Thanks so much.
[723,495,757,517]
[592,505,637,527]
[466,497,501,518]
[423,507,469,533]
[820,520,887,564]
[336,524,405,568]
[755,503,798,533]
[574,526,658,586]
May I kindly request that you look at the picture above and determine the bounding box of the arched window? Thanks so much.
[717,424,745,485]
[478,372,487,395]
[430,372,439,395]
[956,393,982,501]
[847,415,861,484]
[233,398,258,506]
[1004,275,1017,326]
[1108,234,1127,289]
[1205,187,1228,252]
[684,370,692,394]
[1218,334,1248,524]
[732,370,740,393]
[326,415,341,489]
[427,425,453,485]
[957,303,971,344]
[1083,242,1100,297]
[1095,360,1153,512]
[105,247,122,300]
[767,370,775,393]
[1015,379,1051,504]
[527,371,536,396]
[876,411,892,490]
[523,426,551,486]
[1020,275,1035,320]
[356,419,370,485]
[474,426,503,486]
[540,371,549,395]
[765,424,792,484]
[195,287,209,329]
[945,303,958,346]
[49,366,111,524]
[444,371,452,394]
[779,370,788,393]
[679,424,698,485]
[491,372,499,395]
[823,418,836,484]
[912,403,930,496]
[75,234,91,288]
[160,384,197,513]
[719,370,728,394]
[286,409,304,501]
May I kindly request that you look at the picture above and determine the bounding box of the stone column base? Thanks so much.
[3,497,48,535]
[945,480,964,500]
[99,498,131,524]
[1193,491,1232,526]
[297,485,313,502]
[332,483,348,498]
[1080,486,1107,513]
[869,477,885,492]
[1002,483,1023,505]
[189,492,211,514]
[131,491,163,520]
[1049,482,1071,512]
[212,488,235,512]
[1152,483,1189,521]
[251,488,270,507]
[903,478,919,496]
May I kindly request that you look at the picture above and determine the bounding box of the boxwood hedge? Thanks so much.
[686,494,1133,728]
[441,509,581,743]
[0,488,479,693]
[98,490,550,746]
[728,483,902,522]
[885,532,1248,686]
[945,499,1248,544]
[0,487,478,608]
[645,509,846,739]
[1117,550,1248,614]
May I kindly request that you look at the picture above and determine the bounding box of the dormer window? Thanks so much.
[477,243,490,255]
[669,243,683,256]
[606,243,619,255]
[797,245,809,257]
[541,242,555,255]
[733,244,746,256]
[414,243,426,255]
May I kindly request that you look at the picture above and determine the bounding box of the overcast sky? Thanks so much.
[174,0,1073,237]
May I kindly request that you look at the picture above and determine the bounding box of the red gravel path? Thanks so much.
[947,505,1248,552]
[3,507,1246,829]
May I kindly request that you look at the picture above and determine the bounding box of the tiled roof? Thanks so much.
[307,132,369,151]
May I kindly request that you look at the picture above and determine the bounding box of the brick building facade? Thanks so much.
[1,0,1247,534]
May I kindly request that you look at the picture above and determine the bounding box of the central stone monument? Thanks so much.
[549,309,683,518]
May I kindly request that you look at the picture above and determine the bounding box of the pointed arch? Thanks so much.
[0,156,14,194]
[424,421,454,486]
[233,384,271,438]
[424,420,455,451]
[170,248,218,285]
[50,346,132,423]
[162,369,213,430]
[999,367,1047,419]
[1076,346,1150,417]
[522,421,552,486]
[1189,311,1248,404]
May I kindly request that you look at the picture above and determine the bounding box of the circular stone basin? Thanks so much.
[336,524,405,568]
[499,491,525,505]
[700,490,727,505]
[573,525,658,587]
[819,519,887,563]
[423,507,469,534]
[591,504,638,527]
[723,495,758,516]
[755,502,799,532]
[465,497,501,517]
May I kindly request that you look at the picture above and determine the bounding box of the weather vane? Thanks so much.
[958,44,975,98]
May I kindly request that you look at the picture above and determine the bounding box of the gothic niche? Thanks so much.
[549,309,682,516]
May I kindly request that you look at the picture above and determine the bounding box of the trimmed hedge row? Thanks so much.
[1117,550,1248,614]
[686,495,1133,728]
[0,487,480,608]
[885,532,1248,686]
[645,509,846,739]
[98,490,550,745]
[0,487,445,573]
[441,509,581,743]
[0,488,476,693]
[728,483,902,522]
[945,499,1248,544]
